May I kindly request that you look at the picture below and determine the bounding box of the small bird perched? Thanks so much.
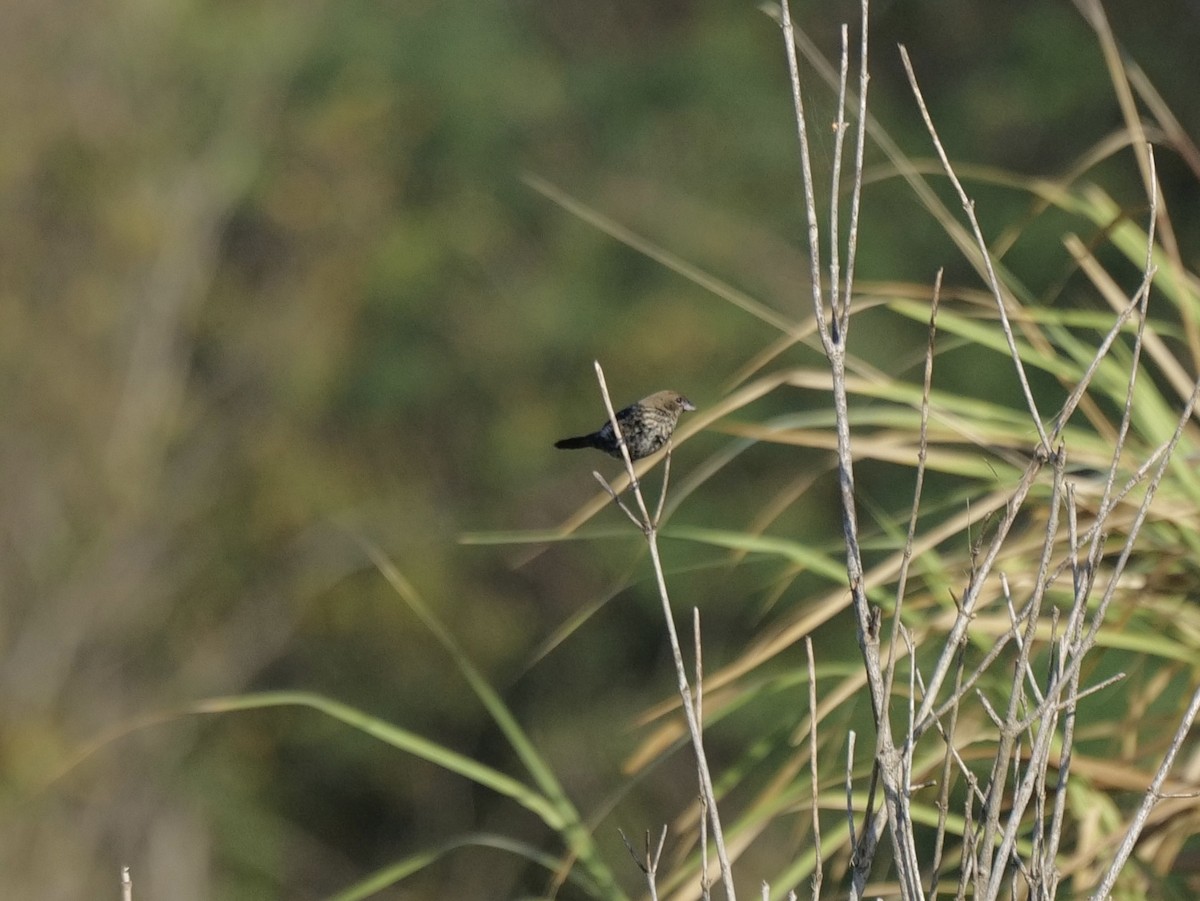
[555,390,695,461]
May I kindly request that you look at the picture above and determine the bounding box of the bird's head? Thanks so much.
[645,390,696,415]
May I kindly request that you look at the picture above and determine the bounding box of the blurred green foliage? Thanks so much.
[4,0,1200,898]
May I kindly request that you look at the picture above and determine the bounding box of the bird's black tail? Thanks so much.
[554,434,598,450]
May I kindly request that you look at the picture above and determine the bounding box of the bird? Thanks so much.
[554,390,696,461]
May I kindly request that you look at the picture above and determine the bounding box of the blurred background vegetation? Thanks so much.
[4,0,1200,898]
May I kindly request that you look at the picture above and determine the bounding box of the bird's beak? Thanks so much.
[682,399,696,412]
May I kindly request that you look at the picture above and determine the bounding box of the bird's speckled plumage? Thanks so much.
[554,390,696,460]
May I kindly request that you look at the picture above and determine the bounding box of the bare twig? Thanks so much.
[1042,518,1080,892]
[780,4,927,895]
[592,471,642,528]
[899,44,1050,452]
[883,269,940,710]
[828,24,850,327]
[978,160,1169,901]
[1027,407,1191,755]
[695,609,712,901]
[977,452,1066,891]
[840,0,870,340]
[592,360,737,900]
[845,730,858,853]
[654,443,674,528]
[927,643,966,898]
[779,0,828,339]
[619,826,668,901]
[1090,681,1200,900]
[693,609,704,726]
[999,573,1046,707]
[806,636,823,900]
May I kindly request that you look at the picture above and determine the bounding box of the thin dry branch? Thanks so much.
[806,637,823,900]
[619,826,668,901]
[591,360,737,900]
[779,0,830,342]
[899,45,1050,452]
[695,609,712,901]
[883,269,940,711]
[1090,681,1200,899]
[1031,382,1198,747]
[780,4,927,896]
[977,453,1068,892]
[926,645,966,898]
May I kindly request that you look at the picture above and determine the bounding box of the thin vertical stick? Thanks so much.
[592,360,737,900]
[779,0,828,341]
[884,269,940,706]
[845,730,858,852]
[780,5,926,896]
[828,24,850,325]
[695,609,712,901]
[840,0,870,340]
[806,637,823,900]
[928,644,967,899]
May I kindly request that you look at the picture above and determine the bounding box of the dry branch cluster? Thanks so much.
[596,2,1200,899]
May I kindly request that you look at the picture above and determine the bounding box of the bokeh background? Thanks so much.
[4,0,1200,898]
